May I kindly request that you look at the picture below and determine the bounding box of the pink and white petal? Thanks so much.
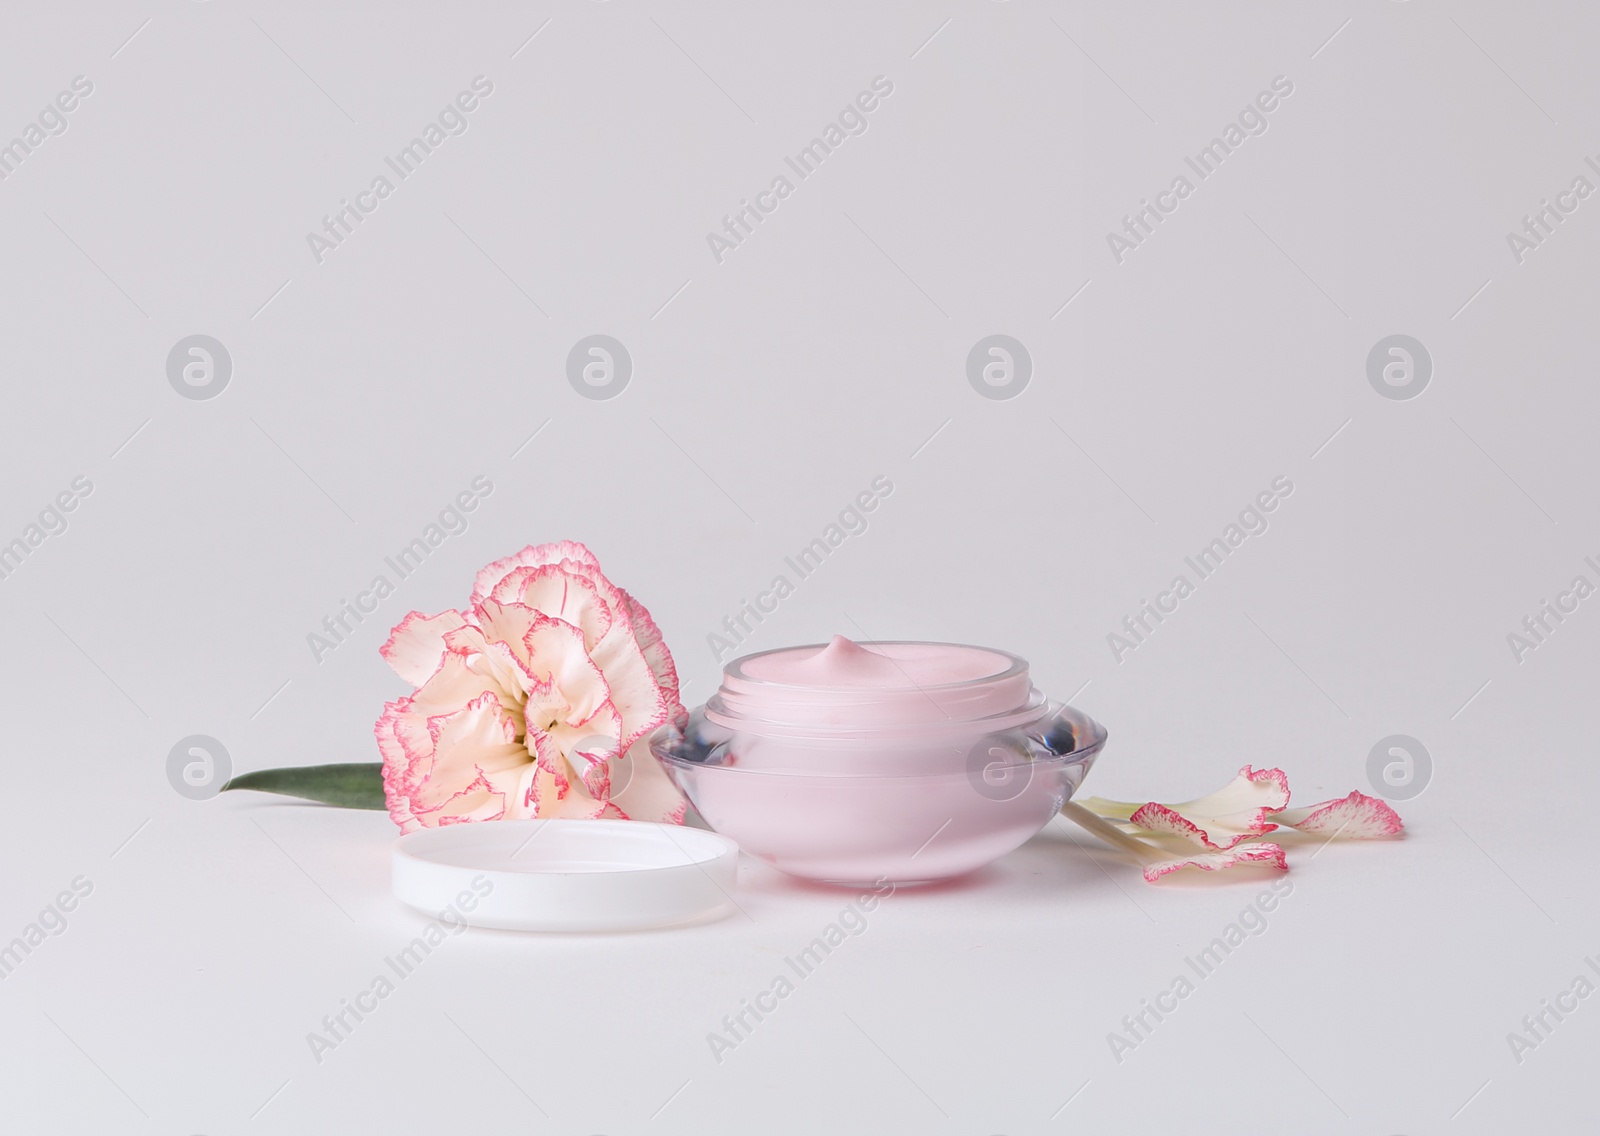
[526,760,613,819]
[1127,801,1278,852]
[380,690,476,810]
[469,541,603,608]
[470,641,537,726]
[1273,791,1403,838]
[417,770,510,827]
[563,732,627,800]
[1142,842,1289,883]
[404,650,518,729]
[408,693,528,818]
[493,565,613,650]
[520,617,614,728]
[377,710,508,838]
[472,600,612,724]
[519,728,570,816]
[1176,764,1289,817]
[608,739,689,824]
[521,762,566,818]
[427,694,526,776]
[523,723,564,774]
[1127,802,1229,849]
[586,617,670,750]
[380,610,469,686]
[456,604,550,701]
[376,699,426,831]
[544,704,625,772]
[620,588,687,729]
[1127,765,1291,850]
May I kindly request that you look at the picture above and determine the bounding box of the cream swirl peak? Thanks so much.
[743,636,1008,689]
[708,637,1037,737]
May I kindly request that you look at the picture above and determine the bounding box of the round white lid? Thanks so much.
[392,819,740,932]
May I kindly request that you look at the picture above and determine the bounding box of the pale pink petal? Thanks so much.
[522,755,618,820]
[1273,791,1403,837]
[607,738,689,823]
[469,541,603,608]
[380,610,469,686]
[380,691,528,831]
[521,727,568,804]
[543,706,625,776]
[518,614,614,728]
[420,771,510,827]
[1142,842,1288,882]
[620,588,687,730]
[566,734,620,799]
[1127,765,1290,850]
[492,564,613,650]
[441,616,543,716]
[376,700,425,832]
[586,614,670,751]
[404,649,519,726]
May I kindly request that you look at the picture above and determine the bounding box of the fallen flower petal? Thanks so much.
[1060,802,1288,884]
[1272,791,1403,838]
[1080,765,1291,851]
[1139,842,1288,883]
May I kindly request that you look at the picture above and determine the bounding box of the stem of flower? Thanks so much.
[1060,802,1165,865]
[1072,795,1141,822]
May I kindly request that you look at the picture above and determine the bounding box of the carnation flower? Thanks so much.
[375,541,688,831]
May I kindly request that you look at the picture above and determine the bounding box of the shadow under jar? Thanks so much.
[649,636,1108,886]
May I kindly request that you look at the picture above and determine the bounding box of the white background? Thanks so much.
[0,1,1595,1132]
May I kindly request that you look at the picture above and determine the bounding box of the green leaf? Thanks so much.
[221,763,387,810]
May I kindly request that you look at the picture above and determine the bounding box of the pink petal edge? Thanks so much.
[1142,842,1289,883]
[1127,764,1290,851]
[1273,791,1404,838]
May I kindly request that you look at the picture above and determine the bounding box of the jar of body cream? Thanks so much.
[650,636,1106,885]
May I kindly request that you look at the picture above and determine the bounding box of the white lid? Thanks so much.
[392,819,740,932]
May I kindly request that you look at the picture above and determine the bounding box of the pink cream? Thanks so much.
[743,635,1007,687]
[708,636,1039,745]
